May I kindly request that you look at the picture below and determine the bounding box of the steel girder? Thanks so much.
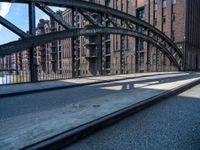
[0,0,183,70]
[1,1,183,51]
[35,2,72,30]
[78,9,103,27]
[29,2,38,82]
[0,27,180,70]
[0,16,30,38]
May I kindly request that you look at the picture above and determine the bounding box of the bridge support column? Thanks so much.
[29,2,38,82]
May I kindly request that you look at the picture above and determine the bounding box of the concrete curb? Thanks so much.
[0,73,179,98]
[21,78,200,150]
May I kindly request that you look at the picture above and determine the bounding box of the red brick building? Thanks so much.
[35,19,50,72]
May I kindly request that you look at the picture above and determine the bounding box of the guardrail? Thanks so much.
[0,64,178,85]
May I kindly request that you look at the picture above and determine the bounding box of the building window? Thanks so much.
[137,39,144,51]
[58,26,61,31]
[116,39,118,50]
[137,8,144,20]
[162,0,167,8]
[172,30,175,41]
[106,56,111,69]
[154,0,158,11]
[127,0,130,12]
[105,0,110,7]
[127,38,129,49]
[172,0,176,5]
[106,43,111,54]
[172,13,176,21]
[154,18,157,26]
[162,16,166,24]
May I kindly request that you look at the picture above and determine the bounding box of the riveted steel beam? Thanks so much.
[0,0,183,70]
[0,16,30,38]
[36,2,72,30]
[29,2,38,82]
[78,9,102,27]
[1,0,183,57]
[106,16,119,27]
[0,27,181,70]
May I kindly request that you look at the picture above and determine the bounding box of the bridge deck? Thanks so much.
[0,72,200,149]
[67,84,200,150]
[0,72,179,97]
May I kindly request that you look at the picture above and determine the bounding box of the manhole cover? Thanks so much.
[93,104,100,108]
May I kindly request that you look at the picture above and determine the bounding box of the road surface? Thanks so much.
[0,73,199,150]
[66,84,200,150]
[0,73,195,120]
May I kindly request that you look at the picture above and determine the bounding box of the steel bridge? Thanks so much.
[0,0,184,82]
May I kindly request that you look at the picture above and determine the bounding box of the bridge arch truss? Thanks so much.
[0,0,184,80]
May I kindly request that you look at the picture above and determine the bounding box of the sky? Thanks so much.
[0,2,65,45]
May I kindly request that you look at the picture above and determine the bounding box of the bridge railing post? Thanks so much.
[29,2,38,82]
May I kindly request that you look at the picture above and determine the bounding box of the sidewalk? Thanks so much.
[0,72,180,97]
[0,72,200,150]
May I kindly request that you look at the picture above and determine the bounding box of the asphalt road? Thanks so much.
[0,73,193,120]
[66,84,200,150]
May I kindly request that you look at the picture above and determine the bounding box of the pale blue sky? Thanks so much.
[0,2,65,45]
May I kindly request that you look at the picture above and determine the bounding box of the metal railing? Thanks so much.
[0,70,30,85]
[0,63,178,85]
